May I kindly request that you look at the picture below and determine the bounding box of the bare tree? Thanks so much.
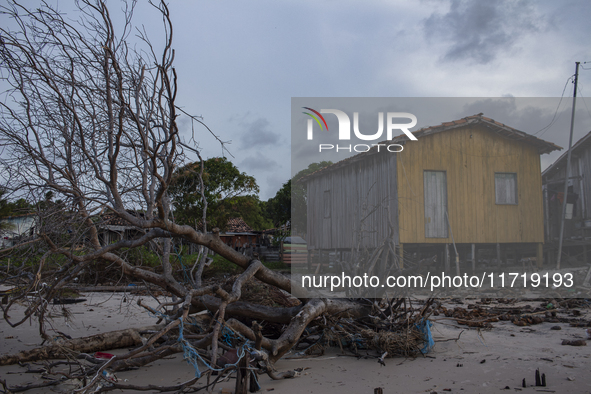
[0,1,432,392]
[0,1,394,391]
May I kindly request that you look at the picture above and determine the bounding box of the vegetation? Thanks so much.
[0,1,380,392]
[0,188,34,218]
[170,157,272,230]
[265,161,333,231]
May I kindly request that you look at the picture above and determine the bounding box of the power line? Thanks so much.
[534,74,573,137]
[577,60,591,120]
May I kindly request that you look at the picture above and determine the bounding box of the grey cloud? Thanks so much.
[423,0,547,64]
[460,97,570,137]
[266,172,288,193]
[461,97,519,120]
[238,117,281,146]
[177,115,193,137]
[240,155,280,172]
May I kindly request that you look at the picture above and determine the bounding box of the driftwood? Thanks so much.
[0,326,161,366]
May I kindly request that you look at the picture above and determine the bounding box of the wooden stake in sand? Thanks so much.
[235,351,251,394]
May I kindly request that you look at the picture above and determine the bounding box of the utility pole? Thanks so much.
[557,61,580,269]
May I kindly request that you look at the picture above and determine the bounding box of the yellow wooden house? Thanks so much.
[303,114,561,268]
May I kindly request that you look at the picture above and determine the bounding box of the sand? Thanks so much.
[1,290,590,394]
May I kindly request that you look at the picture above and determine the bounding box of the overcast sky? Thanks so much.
[146,0,589,200]
[11,0,591,200]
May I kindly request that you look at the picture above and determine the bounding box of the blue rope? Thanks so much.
[476,329,488,348]
[221,326,236,346]
[173,244,190,284]
[250,366,261,391]
[149,308,205,333]
[177,318,251,378]
[148,309,173,322]
[415,318,434,354]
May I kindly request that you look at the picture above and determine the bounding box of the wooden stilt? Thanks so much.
[249,367,260,392]
[235,351,250,394]
[582,265,591,287]
[471,243,476,272]
[536,243,544,269]
[444,244,450,272]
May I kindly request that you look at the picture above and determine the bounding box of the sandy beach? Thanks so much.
[1,290,590,394]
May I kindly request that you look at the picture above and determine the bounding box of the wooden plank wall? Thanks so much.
[579,149,591,220]
[543,142,591,239]
[306,152,398,250]
[397,125,545,244]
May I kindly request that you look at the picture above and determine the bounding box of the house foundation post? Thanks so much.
[536,243,544,269]
[471,243,476,272]
[444,244,450,272]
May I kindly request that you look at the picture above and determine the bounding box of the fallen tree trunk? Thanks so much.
[225,297,374,362]
[190,294,303,324]
[0,326,161,366]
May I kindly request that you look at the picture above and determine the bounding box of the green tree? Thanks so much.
[0,189,13,218]
[266,161,333,230]
[0,189,15,231]
[226,195,273,231]
[170,158,260,230]
[0,188,34,217]
[266,179,291,228]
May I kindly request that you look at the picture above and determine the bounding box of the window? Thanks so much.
[495,173,517,204]
[424,170,448,238]
[323,190,331,218]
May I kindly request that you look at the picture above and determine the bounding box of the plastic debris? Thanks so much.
[95,352,115,360]
[102,369,118,382]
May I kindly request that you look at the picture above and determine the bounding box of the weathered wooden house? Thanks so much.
[542,130,591,244]
[218,217,260,251]
[0,213,36,248]
[97,211,145,246]
[302,114,561,269]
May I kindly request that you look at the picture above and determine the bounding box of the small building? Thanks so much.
[0,213,36,248]
[542,129,591,244]
[97,211,145,246]
[302,114,561,269]
[218,217,260,251]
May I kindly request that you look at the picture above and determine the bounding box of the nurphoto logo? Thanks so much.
[303,107,417,153]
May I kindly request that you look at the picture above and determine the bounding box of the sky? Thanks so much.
[151,0,591,200]
[290,97,591,174]
[7,0,591,200]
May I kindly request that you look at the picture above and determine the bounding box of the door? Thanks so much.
[424,171,448,238]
